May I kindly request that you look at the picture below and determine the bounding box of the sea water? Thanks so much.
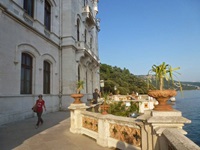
[173,90,200,146]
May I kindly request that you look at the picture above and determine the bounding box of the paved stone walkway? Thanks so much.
[0,111,113,150]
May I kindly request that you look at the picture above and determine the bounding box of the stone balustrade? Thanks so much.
[162,128,200,150]
[68,103,200,150]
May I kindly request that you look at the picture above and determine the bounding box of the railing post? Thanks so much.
[138,110,191,150]
[96,115,109,147]
[68,103,89,134]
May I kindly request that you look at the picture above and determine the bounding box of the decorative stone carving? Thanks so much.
[109,123,141,147]
[82,116,98,132]
[81,57,91,67]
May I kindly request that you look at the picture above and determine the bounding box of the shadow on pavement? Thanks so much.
[0,111,70,150]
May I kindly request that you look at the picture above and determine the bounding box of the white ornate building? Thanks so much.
[0,0,100,125]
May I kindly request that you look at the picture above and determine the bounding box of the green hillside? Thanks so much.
[181,82,200,90]
[100,64,154,94]
[100,63,200,94]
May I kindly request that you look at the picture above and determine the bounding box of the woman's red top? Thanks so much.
[36,99,45,112]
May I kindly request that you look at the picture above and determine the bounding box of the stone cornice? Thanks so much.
[0,4,59,48]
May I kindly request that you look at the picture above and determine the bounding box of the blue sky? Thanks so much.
[97,0,200,82]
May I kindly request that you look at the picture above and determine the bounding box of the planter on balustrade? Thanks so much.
[148,89,177,111]
[147,62,181,111]
[70,80,85,104]
[71,93,84,104]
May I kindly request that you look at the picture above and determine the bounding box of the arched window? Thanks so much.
[23,0,34,17]
[78,65,80,81]
[84,29,87,44]
[21,53,32,94]
[77,19,80,41]
[43,61,51,94]
[44,0,51,31]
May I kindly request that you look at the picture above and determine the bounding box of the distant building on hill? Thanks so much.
[0,0,100,125]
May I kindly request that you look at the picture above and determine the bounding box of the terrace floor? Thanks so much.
[0,111,113,150]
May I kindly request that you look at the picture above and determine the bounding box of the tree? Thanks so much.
[100,63,150,94]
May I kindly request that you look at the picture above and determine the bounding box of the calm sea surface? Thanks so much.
[172,90,200,146]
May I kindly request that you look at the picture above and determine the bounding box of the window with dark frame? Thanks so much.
[77,19,80,41]
[21,53,32,94]
[84,29,87,44]
[44,0,51,31]
[43,61,51,94]
[23,0,34,17]
[78,65,80,81]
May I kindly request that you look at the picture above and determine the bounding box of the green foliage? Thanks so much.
[100,64,151,94]
[148,62,182,91]
[101,92,109,104]
[108,101,139,117]
[100,63,199,92]
[76,80,84,93]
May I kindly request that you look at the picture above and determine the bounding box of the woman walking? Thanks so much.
[35,94,46,129]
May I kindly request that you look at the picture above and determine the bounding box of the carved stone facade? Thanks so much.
[70,106,197,150]
[110,123,141,147]
[82,116,98,132]
[0,0,100,125]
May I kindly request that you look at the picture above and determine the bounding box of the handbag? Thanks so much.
[32,105,37,112]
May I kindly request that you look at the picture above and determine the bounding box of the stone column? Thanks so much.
[96,115,109,147]
[137,110,191,150]
[68,103,89,134]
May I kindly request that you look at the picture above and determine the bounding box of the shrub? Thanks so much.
[108,101,139,117]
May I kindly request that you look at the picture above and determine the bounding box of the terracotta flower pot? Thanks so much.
[148,90,177,111]
[100,104,110,115]
[71,93,84,104]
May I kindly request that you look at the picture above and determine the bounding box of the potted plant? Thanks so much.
[100,93,110,115]
[71,80,84,104]
[147,62,182,111]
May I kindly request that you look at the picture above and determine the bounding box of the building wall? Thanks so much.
[0,12,60,95]
[0,0,100,125]
[61,0,100,99]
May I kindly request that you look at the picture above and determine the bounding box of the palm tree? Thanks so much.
[148,62,181,91]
